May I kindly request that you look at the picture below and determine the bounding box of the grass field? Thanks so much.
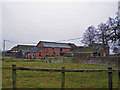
[2,56,119,88]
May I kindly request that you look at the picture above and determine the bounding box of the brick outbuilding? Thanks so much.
[28,41,71,59]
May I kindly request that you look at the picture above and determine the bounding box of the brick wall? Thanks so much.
[34,47,71,58]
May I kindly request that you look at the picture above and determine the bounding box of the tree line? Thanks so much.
[81,13,120,54]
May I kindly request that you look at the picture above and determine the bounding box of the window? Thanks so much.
[32,53,35,59]
[98,53,100,56]
[32,53,34,56]
[53,52,55,55]
[52,48,54,51]
[39,52,41,56]
[60,48,62,51]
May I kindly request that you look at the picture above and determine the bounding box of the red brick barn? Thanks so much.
[28,41,71,59]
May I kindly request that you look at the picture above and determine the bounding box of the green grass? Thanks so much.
[2,56,119,88]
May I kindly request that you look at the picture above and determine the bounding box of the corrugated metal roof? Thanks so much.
[40,41,71,48]
[30,47,43,52]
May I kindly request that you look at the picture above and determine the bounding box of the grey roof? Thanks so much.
[16,45,36,50]
[78,44,109,53]
[40,41,71,48]
[30,47,43,52]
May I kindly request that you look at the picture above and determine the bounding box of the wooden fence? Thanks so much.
[12,64,120,89]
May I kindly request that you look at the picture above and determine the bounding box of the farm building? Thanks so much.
[10,45,36,58]
[78,43,109,56]
[65,43,109,57]
[28,41,71,59]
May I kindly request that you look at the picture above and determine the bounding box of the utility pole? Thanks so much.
[118,1,120,20]
[3,40,5,52]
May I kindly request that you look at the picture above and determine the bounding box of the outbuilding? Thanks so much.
[28,41,71,59]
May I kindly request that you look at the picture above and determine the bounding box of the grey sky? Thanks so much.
[1,1,118,50]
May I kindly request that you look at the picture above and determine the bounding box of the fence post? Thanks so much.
[118,71,120,90]
[108,67,112,90]
[12,64,16,88]
[118,59,120,90]
[61,66,65,88]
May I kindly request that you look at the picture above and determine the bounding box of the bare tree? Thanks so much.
[81,26,97,46]
[97,23,110,46]
[107,13,120,42]
[81,12,120,54]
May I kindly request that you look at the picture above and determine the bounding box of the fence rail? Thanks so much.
[15,67,120,72]
[12,64,120,89]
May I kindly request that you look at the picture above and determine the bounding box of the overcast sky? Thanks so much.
[1,0,118,50]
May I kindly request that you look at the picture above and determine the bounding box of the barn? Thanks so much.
[28,41,71,59]
[10,45,36,58]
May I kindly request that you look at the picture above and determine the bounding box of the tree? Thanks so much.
[81,12,120,55]
[106,13,120,54]
[113,47,119,54]
[81,26,97,46]
[107,13,120,42]
[97,23,110,45]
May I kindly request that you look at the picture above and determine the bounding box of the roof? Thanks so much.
[78,47,96,53]
[30,47,43,52]
[78,44,109,53]
[68,43,77,48]
[38,41,71,48]
[16,45,36,50]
